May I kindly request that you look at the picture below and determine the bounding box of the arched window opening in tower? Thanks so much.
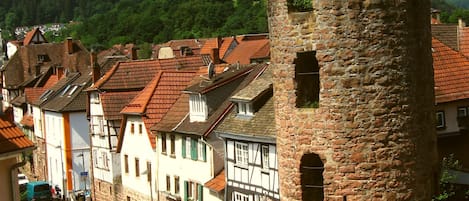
[294,51,319,108]
[300,153,324,201]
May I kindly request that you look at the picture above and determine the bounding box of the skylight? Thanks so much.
[39,90,53,101]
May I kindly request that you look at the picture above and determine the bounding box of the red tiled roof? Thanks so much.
[0,116,35,156]
[119,71,197,150]
[224,38,270,64]
[20,115,34,128]
[24,74,59,103]
[433,37,469,103]
[204,170,225,192]
[200,37,237,59]
[92,56,207,90]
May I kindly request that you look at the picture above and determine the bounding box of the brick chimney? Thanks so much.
[90,51,100,83]
[56,66,64,79]
[217,36,222,48]
[66,37,73,54]
[131,47,138,60]
[210,48,220,64]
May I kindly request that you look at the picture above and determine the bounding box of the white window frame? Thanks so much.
[233,191,250,201]
[235,142,249,166]
[261,145,269,170]
[198,140,204,161]
[237,102,253,116]
[186,137,191,158]
[189,94,207,122]
[458,107,468,117]
[436,111,445,129]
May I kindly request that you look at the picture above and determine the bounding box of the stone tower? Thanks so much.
[268,1,437,200]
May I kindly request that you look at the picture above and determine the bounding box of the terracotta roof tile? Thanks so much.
[101,91,140,120]
[224,38,270,64]
[0,116,35,155]
[433,37,469,103]
[20,115,34,128]
[120,71,197,149]
[204,170,225,192]
[200,37,237,59]
[23,28,47,46]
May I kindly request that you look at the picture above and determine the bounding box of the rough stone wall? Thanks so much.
[33,138,48,181]
[93,179,117,201]
[268,0,438,200]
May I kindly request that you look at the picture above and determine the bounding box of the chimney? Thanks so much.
[217,36,222,48]
[90,51,100,83]
[66,37,73,54]
[210,48,220,64]
[56,66,64,79]
[131,47,138,60]
[459,18,466,28]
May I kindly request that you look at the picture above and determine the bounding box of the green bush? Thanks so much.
[288,0,312,12]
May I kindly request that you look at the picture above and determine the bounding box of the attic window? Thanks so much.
[237,102,253,116]
[294,51,319,108]
[39,90,53,101]
[181,46,193,56]
[189,94,208,122]
[60,85,79,96]
[37,54,49,63]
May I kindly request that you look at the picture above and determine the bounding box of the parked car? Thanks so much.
[26,181,52,201]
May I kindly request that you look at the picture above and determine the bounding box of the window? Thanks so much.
[135,158,140,177]
[175,176,180,194]
[166,175,171,192]
[458,107,467,117]
[186,137,191,158]
[90,93,100,104]
[124,155,129,173]
[234,192,249,201]
[294,51,319,108]
[189,94,207,122]
[182,137,206,161]
[130,123,135,134]
[300,153,324,201]
[102,152,109,169]
[287,0,313,12]
[93,150,98,166]
[170,135,175,156]
[184,181,204,201]
[262,145,269,170]
[237,103,253,116]
[162,134,167,154]
[147,162,151,182]
[138,124,143,134]
[191,138,198,160]
[235,142,249,166]
[436,111,445,129]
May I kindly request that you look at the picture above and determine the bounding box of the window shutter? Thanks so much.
[182,137,186,158]
[191,138,198,160]
[202,144,206,162]
[184,181,188,201]
[198,184,203,201]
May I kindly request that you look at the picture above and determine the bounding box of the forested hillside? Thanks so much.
[0,0,267,50]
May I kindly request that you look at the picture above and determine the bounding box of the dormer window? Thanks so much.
[37,54,49,63]
[39,90,53,101]
[237,102,253,116]
[189,94,208,122]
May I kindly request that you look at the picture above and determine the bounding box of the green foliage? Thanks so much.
[287,0,313,12]
[433,154,469,201]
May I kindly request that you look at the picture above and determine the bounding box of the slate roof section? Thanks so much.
[2,39,90,89]
[0,115,35,157]
[41,72,92,112]
[433,37,469,103]
[204,170,225,193]
[175,63,268,137]
[91,55,208,91]
[224,37,270,65]
[118,71,198,151]
[432,24,459,51]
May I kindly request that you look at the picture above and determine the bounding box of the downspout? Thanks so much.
[10,156,27,201]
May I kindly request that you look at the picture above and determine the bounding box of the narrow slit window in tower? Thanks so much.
[300,153,324,201]
[294,51,319,108]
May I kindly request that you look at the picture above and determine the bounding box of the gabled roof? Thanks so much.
[433,37,469,103]
[101,91,140,120]
[117,70,198,151]
[24,70,60,103]
[200,37,238,59]
[91,55,208,91]
[23,28,48,46]
[216,65,276,141]
[2,39,90,89]
[432,24,459,51]
[172,63,268,137]
[224,37,270,65]
[0,115,35,158]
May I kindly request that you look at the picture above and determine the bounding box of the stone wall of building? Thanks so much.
[93,179,116,201]
[268,0,438,200]
[33,138,48,181]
